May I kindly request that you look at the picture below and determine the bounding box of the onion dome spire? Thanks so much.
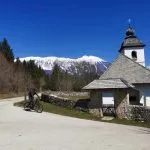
[126,27,135,36]
[119,20,145,53]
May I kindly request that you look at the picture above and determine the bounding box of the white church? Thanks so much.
[83,26,150,118]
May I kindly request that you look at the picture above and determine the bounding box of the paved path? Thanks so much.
[0,97,150,150]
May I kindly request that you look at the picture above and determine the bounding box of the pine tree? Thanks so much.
[0,38,14,62]
[50,64,61,91]
[15,57,21,66]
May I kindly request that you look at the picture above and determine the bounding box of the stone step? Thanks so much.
[101,116,114,121]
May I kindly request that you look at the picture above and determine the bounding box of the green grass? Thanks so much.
[14,101,150,128]
[107,118,150,128]
[14,100,99,120]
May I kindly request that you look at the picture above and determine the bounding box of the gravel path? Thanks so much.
[0,97,150,150]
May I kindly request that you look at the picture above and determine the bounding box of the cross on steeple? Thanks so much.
[128,18,131,28]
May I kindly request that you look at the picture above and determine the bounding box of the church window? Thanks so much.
[131,51,137,59]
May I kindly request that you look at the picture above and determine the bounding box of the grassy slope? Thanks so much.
[14,101,150,128]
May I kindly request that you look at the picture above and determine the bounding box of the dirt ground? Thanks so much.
[0,97,150,150]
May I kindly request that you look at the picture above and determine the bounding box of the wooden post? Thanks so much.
[100,108,103,118]
[144,95,146,106]
[99,91,103,118]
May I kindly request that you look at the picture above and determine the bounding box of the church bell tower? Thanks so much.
[119,26,146,66]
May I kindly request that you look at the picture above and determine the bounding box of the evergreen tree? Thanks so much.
[15,57,21,66]
[50,64,61,91]
[0,38,51,93]
[0,38,14,62]
[43,75,51,90]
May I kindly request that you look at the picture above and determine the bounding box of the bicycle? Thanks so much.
[24,95,43,113]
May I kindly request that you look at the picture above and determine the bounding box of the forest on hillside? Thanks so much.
[0,38,99,94]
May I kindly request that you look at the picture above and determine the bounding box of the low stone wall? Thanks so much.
[43,91,89,98]
[127,105,150,122]
[41,93,90,112]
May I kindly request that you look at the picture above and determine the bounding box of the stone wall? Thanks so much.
[88,90,103,117]
[114,89,129,119]
[127,105,150,122]
[41,91,103,116]
[43,91,89,98]
[88,90,102,108]
[41,93,90,112]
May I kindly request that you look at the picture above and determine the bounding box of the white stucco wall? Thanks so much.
[123,48,145,66]
[102,92,114,105]
[135,84,150,106]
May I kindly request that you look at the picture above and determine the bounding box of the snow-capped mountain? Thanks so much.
[20,55,110,75]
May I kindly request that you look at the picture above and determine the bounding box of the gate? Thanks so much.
[102,104,116,117]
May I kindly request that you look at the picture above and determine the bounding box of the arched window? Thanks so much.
[131,51,137,59]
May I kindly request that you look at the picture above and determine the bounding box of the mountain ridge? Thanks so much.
[20,55,110,75]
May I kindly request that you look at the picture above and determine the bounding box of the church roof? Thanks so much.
[100,54,150,84]
[119,27,145,52]
[83,78,134,90]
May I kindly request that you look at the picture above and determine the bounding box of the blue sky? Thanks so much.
[0,0,150,65]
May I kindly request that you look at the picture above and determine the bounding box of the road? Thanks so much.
[0,97,150,150]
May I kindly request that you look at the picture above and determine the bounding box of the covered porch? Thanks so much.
[83,78,140,118]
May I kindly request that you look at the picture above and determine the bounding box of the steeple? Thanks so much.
[126,19,135,36]
[119,26,145,53]
[126,27,135,36]
[119,24,146,66]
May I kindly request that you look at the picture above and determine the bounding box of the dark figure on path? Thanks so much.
[28,88,38,109]
[24,88,43,113]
